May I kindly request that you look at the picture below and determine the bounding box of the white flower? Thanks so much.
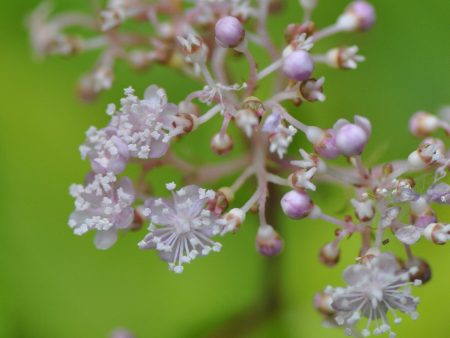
[69,173,135,249]
[326,46,365,70]
[351,195,375,221]
[109,85,180,159]
[292,148,326,172]
[282,33,314,57]
[269,124,297,159]
[177,34,208,65]
[330,254,420,337]
[235,108,260,137]
[138,184,224,273]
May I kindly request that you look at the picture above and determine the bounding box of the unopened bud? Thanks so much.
[282,50,315,82]
[280,190,314,219]
[211,132,233,155]
[215,16,245,48]
[235,108,260,137]
[319,243,340,267]
[306,127,340,159]
[409,111,440,137]
[222,208,245,234]
[335,123,369,156]
[208,187,234,215]
[351,196,375,221]
[406,258,432,285]
[424,223,449,245]
[243,96,265,117]
[173,113,198,135]
[256,225,283,256]
[337,1,376,32]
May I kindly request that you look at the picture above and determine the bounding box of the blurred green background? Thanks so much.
[0,1,449,337]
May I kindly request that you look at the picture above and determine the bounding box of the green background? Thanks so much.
[1,1,449,337]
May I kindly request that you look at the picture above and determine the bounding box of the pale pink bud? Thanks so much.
[282,50,314,82]
[256,225,283,256]
[215,16,245,48]
[280,190,314,219]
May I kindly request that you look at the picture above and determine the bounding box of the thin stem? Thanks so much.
[239,43,258,96]
[312,23,343,41]
[241,190,261,213]
[198,104,222,124]
[257,0,279,61]
[230,166,255,193]
[318,213,348,228]
[257,59,283,80]
[267,173,290,187]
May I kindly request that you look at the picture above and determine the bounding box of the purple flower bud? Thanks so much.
[335,123,368,156]
[319,243,340,267]
[306,127,340,159]
[215,16,245,48]
[282,50,314,82]
[256,225,283,256]
[211,132,233,155]
[280,190,314,219]
[413,214,437,229]
[406,258,432,285]
[344,1,376,31]
[409,111,439,137]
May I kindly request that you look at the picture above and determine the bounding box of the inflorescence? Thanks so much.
[28,1,449,337]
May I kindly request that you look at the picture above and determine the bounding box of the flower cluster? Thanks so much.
[29,0,449,336]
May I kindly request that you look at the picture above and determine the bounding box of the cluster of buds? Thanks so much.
[29,1,449,337]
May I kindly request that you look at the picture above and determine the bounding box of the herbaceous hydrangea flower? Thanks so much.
[109,86,180,160]
[138,184,224,273]
[69,173,135,249]
[80,126,129,174]
[330,253,420,337]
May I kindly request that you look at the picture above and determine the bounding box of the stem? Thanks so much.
[206,187,284,338]
[257,0,279,61]
[239,43,258,96]
[230,166,255,193]
[257,59,283,80]
[198,105,222,124]
[312,24,343,41]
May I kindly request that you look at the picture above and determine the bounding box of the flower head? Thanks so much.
[138,184,224,273]
[109,86,179,159]
[330,253,420,337]
[69,173,135,249]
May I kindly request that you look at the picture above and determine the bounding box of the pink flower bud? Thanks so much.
[306,127,340,159]
[409,111,440,137]
[335,123,368,156]
[211,132,233,155]
[256,225,283,256]
[338,1,376,31]
[215,16,245,48]
[282,50,314,82]
[424,223,449,245]
[406,258,432,285]
[280,190,314,219]
[319,243,340,267]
